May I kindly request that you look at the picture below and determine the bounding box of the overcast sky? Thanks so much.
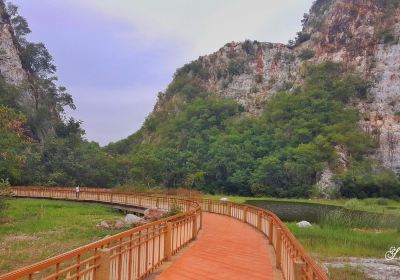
[13,0,314,145]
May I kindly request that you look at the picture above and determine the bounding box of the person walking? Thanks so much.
[75,185,80,199]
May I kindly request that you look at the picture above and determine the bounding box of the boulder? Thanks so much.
[124,214,142,225]
[144,208,167,221]
[114,220,126,230]
[97,221,110,229]
[296,221,312,228]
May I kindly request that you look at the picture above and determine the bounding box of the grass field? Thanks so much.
[0,198,123,274]
[205,194,400,215]
[286,223,400,258]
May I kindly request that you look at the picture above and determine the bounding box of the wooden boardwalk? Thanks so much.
[156,213,276,280]
[5,188,329,280]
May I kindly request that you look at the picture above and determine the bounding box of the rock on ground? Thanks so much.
[144,208,167,221]
[124,214,143,225]
[296,221,312,228]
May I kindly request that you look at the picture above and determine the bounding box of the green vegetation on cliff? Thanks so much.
[107,62,400,198]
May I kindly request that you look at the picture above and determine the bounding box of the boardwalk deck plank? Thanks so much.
[156,213,274,280]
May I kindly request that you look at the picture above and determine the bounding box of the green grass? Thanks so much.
[0,198,123,274]
[205,194,400,215]
[287,222,400,258]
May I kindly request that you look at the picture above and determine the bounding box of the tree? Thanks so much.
[0,106,30,183]
[184,171,206,196]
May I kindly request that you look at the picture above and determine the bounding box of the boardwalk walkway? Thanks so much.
[156,213,277,280]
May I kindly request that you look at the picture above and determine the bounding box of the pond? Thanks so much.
[245,200,400,229]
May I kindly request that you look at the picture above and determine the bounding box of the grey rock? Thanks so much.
[97,221,110,229]
[124,214,142,225]
[296,221,312,228]
[114,220,126,229]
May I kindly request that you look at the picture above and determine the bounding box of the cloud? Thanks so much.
[69,0,314,59]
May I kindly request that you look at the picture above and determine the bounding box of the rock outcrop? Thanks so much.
[0,1,26,85]
[157,0,400,174]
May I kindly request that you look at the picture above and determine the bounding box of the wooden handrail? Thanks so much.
[201,199,330,280]
[0,187,329,280]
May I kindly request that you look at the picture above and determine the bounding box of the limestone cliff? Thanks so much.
[155,0,400,174]
[0,1,26,85]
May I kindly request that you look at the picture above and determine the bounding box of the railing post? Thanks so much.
[276,228,282,269]
[156,197,159,208]
[226,203,231,216]
[257,211,262,231]
[268,218,273,244]
[294,259,306,280]
[200,210,203,229]
[242,206,247,223]
[192,214,198,240]
[207,200,212,212]
[95,248,111,280]
[164,222,173,260]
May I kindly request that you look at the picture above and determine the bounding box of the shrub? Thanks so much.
[338,160,400,199]
[227,60,245,76]
[296,32,312,44]
[175,61,209,80]
[242,40,255,56]
[0,178,12,217]
[298,49,315,61]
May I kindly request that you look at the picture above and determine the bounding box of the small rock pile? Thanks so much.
[96,208,168,230]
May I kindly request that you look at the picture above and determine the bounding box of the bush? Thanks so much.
[296,32,312,44]
[338,160,400,199]
[175,61,209,80]
[242,40,255,56]
[0,178,12,217]
[255,74,263,83]
[227,60,245,76]
[298,49,315,61]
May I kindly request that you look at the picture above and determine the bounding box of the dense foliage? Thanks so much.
[107,62,400,198]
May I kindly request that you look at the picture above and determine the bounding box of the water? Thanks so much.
[246,200,400,229]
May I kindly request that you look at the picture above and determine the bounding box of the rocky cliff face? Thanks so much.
[162,0,400,174]
[0,1,26,85]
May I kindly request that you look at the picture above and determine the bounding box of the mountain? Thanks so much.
[1,0,399,196]
[117,0,399,171]
[106,0,400,197]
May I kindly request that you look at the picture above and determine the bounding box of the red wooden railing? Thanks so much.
[0,187,329,280]
[201,199,329,280]
[0,187,201,280]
